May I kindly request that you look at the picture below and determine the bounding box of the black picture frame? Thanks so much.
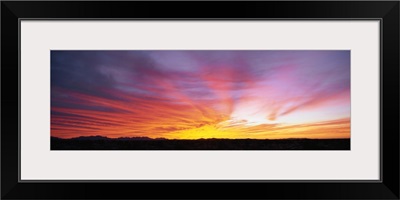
[1,1,399,199]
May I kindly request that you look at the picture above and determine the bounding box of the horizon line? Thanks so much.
[51,135,351,140]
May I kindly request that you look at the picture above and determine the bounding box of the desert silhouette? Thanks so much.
[51,136,350,150]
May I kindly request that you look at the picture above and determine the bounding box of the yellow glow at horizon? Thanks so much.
[172,124,238,139]
[166,116,350,140]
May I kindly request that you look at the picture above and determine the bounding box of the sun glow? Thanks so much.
[172,124,236,139]
[231,116,275,126]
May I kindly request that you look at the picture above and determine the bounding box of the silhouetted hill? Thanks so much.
[52,136,168,141]
[71,135,109,140]
[116,136,167,141]
[51,136,350,150]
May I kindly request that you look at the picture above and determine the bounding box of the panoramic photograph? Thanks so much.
[51,50,350,150]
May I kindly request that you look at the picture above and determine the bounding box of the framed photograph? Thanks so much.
[2,1,399,199]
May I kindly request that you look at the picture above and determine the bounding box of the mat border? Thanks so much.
[19,18,379,183]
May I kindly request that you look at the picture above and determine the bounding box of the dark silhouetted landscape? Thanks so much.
[51,136,350,150]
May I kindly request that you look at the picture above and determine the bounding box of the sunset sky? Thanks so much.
[51,50,350,139]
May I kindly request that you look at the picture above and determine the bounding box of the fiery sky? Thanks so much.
[51,50,350,139]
